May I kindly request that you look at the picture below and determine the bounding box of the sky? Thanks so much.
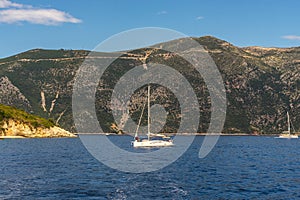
[1,0,300,58]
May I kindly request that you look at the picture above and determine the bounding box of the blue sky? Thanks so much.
[1,0,300,58]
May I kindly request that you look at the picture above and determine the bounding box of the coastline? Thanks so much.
[77,133,282,136]
[1,133,293,139]
[0,135,78,139]
[0,136,26,139]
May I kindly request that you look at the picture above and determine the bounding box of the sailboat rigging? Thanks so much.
[132,85,174,147]
[277,111,298,139]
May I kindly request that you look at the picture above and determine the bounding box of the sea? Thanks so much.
[0,136,299,200]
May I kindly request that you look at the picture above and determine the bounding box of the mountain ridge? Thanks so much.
[2,35,299,60]
[0,36,299,134]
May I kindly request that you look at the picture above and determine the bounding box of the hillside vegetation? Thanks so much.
[0,103,54,128]
[0,103,76,138]
[0,36,299,134]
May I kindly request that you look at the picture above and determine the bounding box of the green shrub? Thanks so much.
[0,104,55,129]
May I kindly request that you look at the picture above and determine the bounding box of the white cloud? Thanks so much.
[282,35,300,41]
[0,0,82,25]
[196,16,204,20]
[157,11,167,15]
[0,0,22,8]
[0,9,81,25]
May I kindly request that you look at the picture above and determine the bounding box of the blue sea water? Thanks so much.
[0,136,299,199]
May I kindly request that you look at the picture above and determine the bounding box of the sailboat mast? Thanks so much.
[287,111,291,135]
[147,85,151,140]
[135,103,146,138]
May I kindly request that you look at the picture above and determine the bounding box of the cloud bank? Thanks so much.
[157,10,167,15]
[0,0,81,25]
[282,35,300,41]
[0,0,22,8]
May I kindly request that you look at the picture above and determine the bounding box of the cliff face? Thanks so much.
[0,103,76,138]
[0,37,299,134]
[0,76,32,112]
[1,119,76,138]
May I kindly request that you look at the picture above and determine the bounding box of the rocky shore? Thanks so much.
[0,119,76,138]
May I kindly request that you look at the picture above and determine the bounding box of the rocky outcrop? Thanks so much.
[0,76,32,112]
[0,119,76,138]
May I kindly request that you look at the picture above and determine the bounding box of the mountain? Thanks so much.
[0,104,76,138]
[0,36,299,134]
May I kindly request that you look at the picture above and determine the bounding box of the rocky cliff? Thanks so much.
[0,104,76,138]
[1,119,76,138]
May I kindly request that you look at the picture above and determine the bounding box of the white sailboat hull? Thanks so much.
[275,112,299,139]
[277,134,298,139]
[132,85,174,148]
[132,139,174,147]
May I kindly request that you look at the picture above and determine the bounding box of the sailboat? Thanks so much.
[277,111,298,139]
[132,85,174,147]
